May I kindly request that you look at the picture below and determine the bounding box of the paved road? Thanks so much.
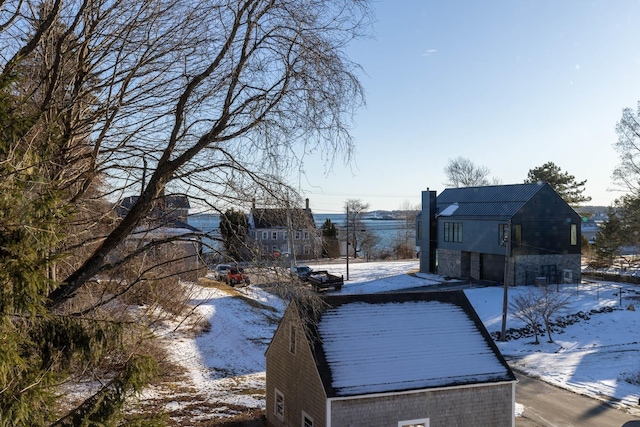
[515,372,640,426]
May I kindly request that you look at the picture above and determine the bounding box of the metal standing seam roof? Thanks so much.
[305,291,516,398]
[436,182,547,220]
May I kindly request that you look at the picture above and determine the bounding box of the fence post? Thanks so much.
[620,286,623,306]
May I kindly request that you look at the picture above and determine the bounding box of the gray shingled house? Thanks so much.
[249,198,319,260]
[417,183,582,285]
[265,291,517,427]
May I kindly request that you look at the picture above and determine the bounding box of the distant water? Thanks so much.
[313,213,410,251]
[188,213,415,254]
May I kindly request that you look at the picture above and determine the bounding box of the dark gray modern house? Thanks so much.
[417,183,582,285]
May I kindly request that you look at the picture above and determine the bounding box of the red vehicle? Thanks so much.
[225,266,250,286]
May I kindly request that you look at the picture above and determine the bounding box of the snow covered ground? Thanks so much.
[151,260,640,423]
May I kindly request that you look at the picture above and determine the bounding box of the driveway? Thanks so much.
[515,371,640,426]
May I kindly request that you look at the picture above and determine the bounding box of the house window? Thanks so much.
[303,231,309,239]
[304,246,310,255]
[274,389,284,420]
[302,411,313,427]
[444,222,462,243]
[499,223,509,246]
[283,231,288,240]
[398,418,429,427]
[289,324,296,354]
[272,231,278,240]
[513,224,522,246]
[262,231,268,240]
[571,223,577,245]
[263,245,269,253]
[295,231,301,240]
[272,245,279,254]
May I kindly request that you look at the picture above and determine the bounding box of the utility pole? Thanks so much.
[500,220,511,341]
[346,206,349,281]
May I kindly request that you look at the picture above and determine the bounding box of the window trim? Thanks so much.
[570,223,577,246]
[302,411,313,427]
[274,388,285,421]
[398,418,429,427]
[443,222,462,243]
[289,324,296,355]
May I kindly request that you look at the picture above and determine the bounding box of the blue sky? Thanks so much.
[297,0,640,213]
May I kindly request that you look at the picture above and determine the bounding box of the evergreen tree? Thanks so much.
[591,207,624,268]
[0,37,162,427]
[321,218,340,258]
[525,162,591,206]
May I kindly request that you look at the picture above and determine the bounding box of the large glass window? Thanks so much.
[444,222,462,242]
[571,223,577,245]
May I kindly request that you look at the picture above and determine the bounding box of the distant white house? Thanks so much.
[265,291,517,427]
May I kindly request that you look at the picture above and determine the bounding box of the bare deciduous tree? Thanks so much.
[344,198,371,258]
[0,0,371,306]
[0,0,371,423]
[509,286,570,344]
[393,200,419,259]
[539,286,570,343]
[510,289,543,344]
[614,101,640,194]
[443,156,501,188]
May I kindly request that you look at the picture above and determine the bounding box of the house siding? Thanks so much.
[266,307,327,427]
[438,219,506,255]
[329,382,514,427]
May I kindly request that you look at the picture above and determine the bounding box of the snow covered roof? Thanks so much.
[305,291,516,398]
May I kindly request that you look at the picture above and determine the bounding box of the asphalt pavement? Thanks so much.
[515,371,640,427]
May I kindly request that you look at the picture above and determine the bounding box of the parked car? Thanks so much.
[226,266,249,286]
[291,265,313,281]
[215,264,231,281]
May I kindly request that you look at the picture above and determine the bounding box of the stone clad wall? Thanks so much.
[436,248,462,278]
[514,254,581,285]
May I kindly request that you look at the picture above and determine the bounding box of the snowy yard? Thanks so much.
[148,260,640,424]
